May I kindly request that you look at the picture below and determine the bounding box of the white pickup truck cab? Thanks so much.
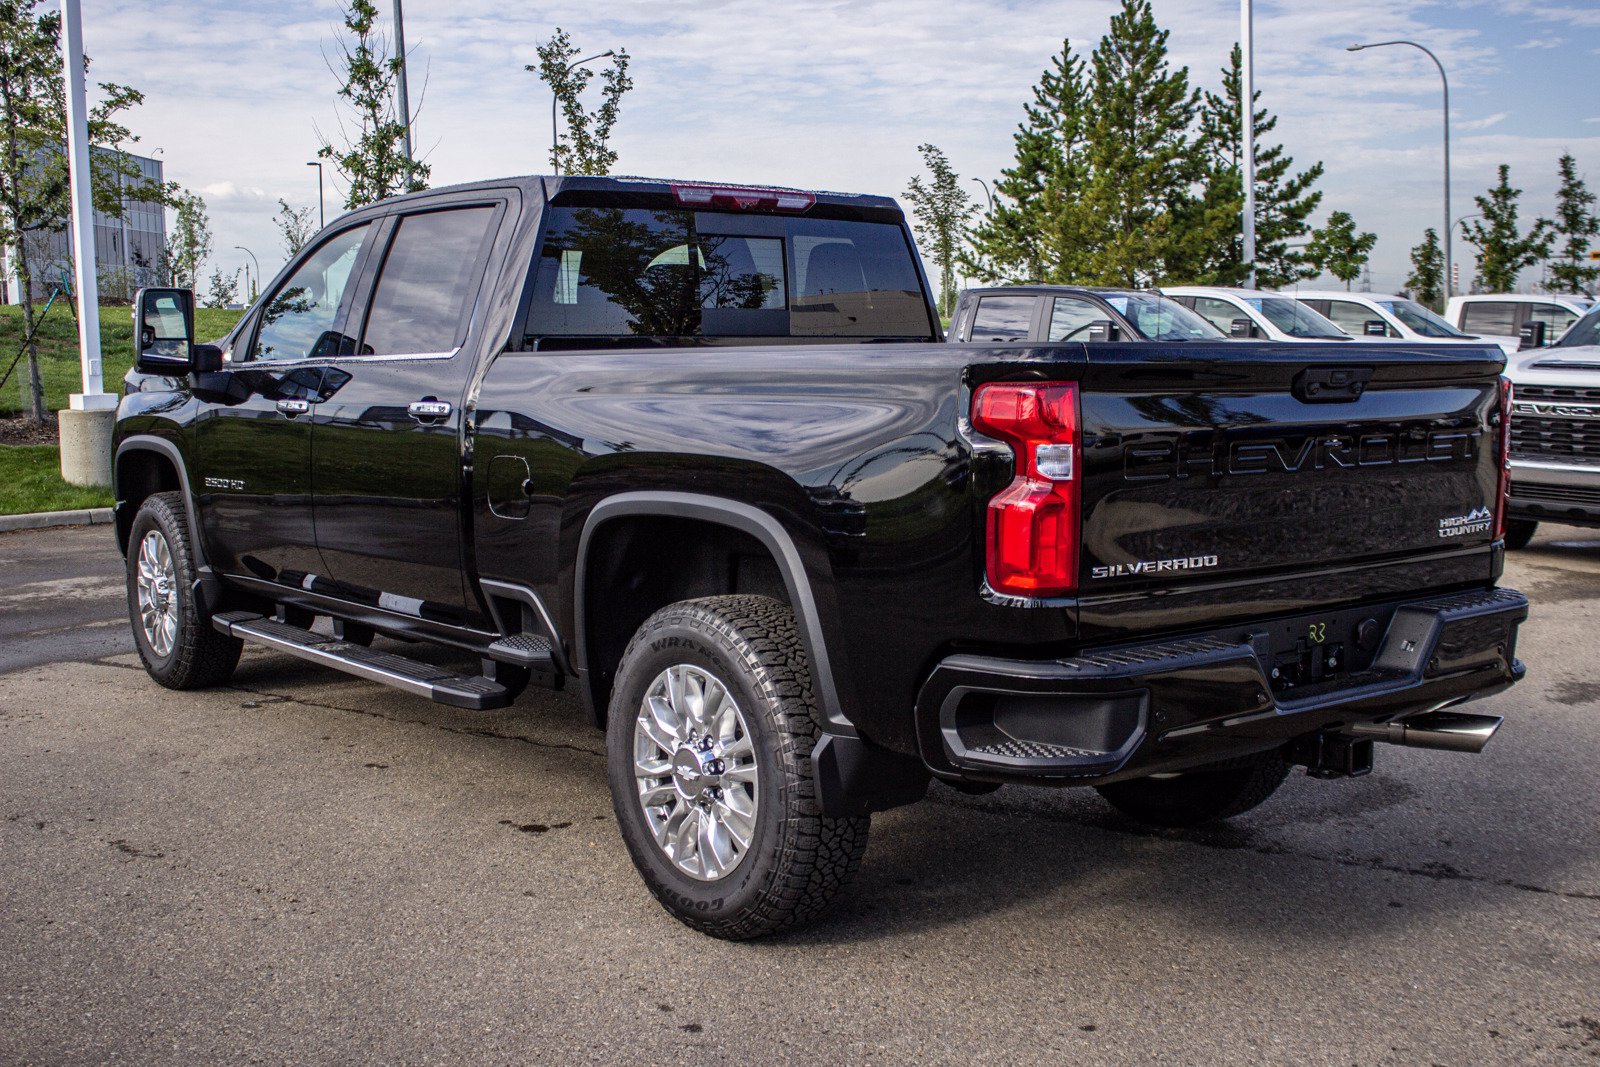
[1445,293,1595,349]
[1292,290,1519,356]
[1164,286,1364,343]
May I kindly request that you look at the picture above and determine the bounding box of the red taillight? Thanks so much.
[1495,376,1512,540]
[971,382,1080,597]
[670,183,816,213]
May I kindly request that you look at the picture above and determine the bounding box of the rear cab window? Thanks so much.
[524,201,934,345]
[1460,301,1518,337]
[358,205,499,356]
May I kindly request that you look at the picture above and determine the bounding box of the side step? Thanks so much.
[213,611,514,711]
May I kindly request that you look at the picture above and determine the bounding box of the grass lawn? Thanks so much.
[0,444,115,515]
[0,303,244,417]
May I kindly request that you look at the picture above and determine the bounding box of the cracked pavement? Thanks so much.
[2,524,1598,1064]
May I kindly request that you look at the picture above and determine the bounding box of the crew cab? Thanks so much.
[1293,290,1520,355]
[115,175,1527,940]
[948,285,1228,343]
[1447,292,1595,350]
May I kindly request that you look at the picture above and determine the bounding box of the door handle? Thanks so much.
[408,399,452,422]
[275,399,311,417]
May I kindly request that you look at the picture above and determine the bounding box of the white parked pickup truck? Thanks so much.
[1164,286,1366,343]
[1445,293,1595,350]
[1292,290,1520,356]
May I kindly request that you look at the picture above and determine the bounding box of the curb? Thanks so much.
[0,506,115,533]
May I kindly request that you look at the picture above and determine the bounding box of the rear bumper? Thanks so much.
[915,587,1528,785]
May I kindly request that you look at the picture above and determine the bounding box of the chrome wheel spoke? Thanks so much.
[721,733,754,761]
[717,802,754,851]
[697,811,727,879]
[638,783,676,808]
[634,757,672,780]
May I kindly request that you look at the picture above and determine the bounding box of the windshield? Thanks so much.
[1248,297,1348,339]
[1103,293,1226,341]
[1557,307,1600,348]
[1378,299,1468,338]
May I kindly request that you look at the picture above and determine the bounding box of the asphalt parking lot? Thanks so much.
[2,523,1598,1064]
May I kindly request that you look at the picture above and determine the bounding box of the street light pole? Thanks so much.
[1348,40,1451,296]
[306,161,325,228]
[971,177,993,213]
[549,50,614,175]
[1241,0,1257,288]
[234,245,259,303]
[393,0,412,162]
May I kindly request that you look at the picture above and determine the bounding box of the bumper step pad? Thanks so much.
[212,611,514,711]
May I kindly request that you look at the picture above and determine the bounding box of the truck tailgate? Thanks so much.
[1075,343,1505,612]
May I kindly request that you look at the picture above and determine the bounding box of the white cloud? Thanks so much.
[1459,113,1510,130]
[1515,37,1563,49]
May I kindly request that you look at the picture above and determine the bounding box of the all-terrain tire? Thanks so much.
[1504,519,1538,551]
[606,595,869,939]
[1095,750,1291,828]
[126,491,242,689]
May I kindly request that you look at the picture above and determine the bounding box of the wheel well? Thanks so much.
[114,449,181,555]
[581,515,790,726]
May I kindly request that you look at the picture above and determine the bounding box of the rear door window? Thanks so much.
[1528,303,1578,339]
[970,296,1035,341]
[1191,296,1240,332]
[1323,300,1388,337]
[1460,301,1518,337]
[359,206,498,356]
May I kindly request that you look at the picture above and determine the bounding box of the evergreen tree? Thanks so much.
[1405,228,1444,311]
[1078,0,1202,287]
[1462,164,1552,292]
[1548,153,1599,294]
[318,0,429,209]
[1196,44,1324,288]
[529,28,632,176]
[961,40,1091,284]
[904,143,973,319]
[1306,210,1376,290]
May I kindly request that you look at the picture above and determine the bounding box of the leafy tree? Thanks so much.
[1306,210,1376,290]
[203,265,238,308]
[1405,228,1444,311]
[161,188,209,291]
[904,143,973,319]
[1462,164,1552,293]
[528,28,632,175]
[962,40,1092,284]
[273,197,317,257]
[1196,44,1324,288]
[0,0,155,419]
[1077,0,1202,287]
[1548,153,1599,294]
[318,0,428,210]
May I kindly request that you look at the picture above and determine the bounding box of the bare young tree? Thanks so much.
[318,0,428,209]
[273,197,317,257]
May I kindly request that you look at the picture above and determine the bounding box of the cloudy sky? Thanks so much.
[86,0,1600,295]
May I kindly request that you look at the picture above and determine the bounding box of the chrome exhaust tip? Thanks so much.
[1346,711,1503,754]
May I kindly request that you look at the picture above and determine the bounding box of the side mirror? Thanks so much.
[1519,321,1548,350]
[1087,319,1121,342]
[1363,319,1389,337]
[134,287,195,373]
[1230,317,1260,338]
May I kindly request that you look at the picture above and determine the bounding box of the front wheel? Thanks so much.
[606,595,869,940]
[126,492,241,689]
[1096,750,1290,828]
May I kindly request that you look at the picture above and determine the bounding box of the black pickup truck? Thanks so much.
[115,175,1527,939]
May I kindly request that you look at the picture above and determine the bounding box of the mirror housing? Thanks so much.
[1229,317,1260,338]
[1519,320,1548,350]
[134,287,196,373]
[1087,319,1121,342]
[1363,319,1389,337]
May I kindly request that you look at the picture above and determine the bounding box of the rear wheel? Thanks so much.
[126,492,241,689]
[606,595,869,939]
[1504,519,1538,551]
[1096,750,1290,828]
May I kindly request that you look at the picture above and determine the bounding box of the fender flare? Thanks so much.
[114,436,221,613]
[574,491,857,737]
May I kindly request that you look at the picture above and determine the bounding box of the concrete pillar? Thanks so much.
[57,407,114,486]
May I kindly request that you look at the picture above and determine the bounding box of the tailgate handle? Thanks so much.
[1294,367,1372,403]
